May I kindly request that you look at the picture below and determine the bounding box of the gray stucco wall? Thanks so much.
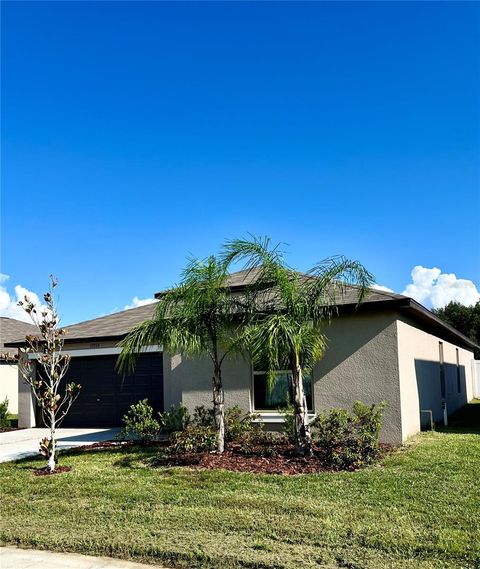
[163,351,252,412]
[17,313,474,443]
[164,310,404,444]
[312,311,402,444]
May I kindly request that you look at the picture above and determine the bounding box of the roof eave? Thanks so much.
[399,298,478,351]
[5,334,126,349]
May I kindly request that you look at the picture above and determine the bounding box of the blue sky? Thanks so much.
[2,1,479,325]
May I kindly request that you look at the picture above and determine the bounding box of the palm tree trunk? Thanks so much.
[212,365,225,453]
[291,355,312,456]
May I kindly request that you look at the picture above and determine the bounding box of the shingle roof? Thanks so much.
[5,271,477,351]
[60,302,158,342]
[0,317,38,359]
[155,268,407,305]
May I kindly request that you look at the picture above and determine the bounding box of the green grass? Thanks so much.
[1,431,479,569]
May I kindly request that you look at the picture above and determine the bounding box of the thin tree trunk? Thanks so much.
[48,411,56,472]
[291,354,312,457]
[212,365,225,453]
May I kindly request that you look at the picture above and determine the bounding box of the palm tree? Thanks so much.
[117,255,252,453]
[222,236,374,456]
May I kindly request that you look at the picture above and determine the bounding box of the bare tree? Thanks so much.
[17,276,81,472]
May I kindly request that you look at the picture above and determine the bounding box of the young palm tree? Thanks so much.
[222,236,374,456]
[117,256,251,453]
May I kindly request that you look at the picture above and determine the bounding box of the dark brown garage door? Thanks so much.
[36,353,163,427]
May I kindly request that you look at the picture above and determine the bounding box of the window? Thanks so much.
[252,370,313,412]
[456,348,461,394]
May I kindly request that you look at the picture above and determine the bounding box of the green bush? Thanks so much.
[222,407,276,456]
[192,405,214,427]
[0,397,9,428]
[120,399,160,441]
[158,404,191,433]
[233,428,278,457]
[311,401,386,469]
[192,404,263,444]
[224,405,261,442]
[169,425,217,454]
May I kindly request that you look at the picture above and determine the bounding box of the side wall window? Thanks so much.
[252,371,313,412]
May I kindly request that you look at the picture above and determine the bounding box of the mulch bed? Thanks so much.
[33,465,72,476]
[0,427,23,433]
[71,440,169,452]
[51,439,393,476]
[156,441,393,475]
[163,450,332,475]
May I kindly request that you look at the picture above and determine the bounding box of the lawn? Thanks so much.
[1,428,479,569]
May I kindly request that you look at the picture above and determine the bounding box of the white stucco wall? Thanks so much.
[396,318,474,440]
[0,363,19,414]
[17,353,36,428]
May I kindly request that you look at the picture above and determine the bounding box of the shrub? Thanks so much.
[352,400,385,457]
[120,399,161,441]
[0,397,9,428]
[221,407,277,456]
[158,404,191,433]
[224,406,261,442]
[192,405,214,427]
[311,401,386,469]
[192,404,263,443]
[279,404,297,445]
[234,427,278,457]
[169,425,217,454]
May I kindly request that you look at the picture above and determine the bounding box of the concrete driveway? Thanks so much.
[1,547,167,568]
[0,427,121,463]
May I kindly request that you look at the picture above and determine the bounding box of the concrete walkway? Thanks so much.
[0,427,121,463]
[0,547,168,568]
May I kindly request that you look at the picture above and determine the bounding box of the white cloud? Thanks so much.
[0,275,48,323]
[372,283,395,293]
[123,296,158,311]
[402,266,480,309]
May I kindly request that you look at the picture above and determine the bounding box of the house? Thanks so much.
[0,317,38,414]
[8,271,477,444]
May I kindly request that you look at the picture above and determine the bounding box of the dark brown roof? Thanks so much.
[155,268,407,305]
[155,269,477,350]
[4,303,158,349]
[5,271,477,351]
[60,303,158,343]
[0,317,38,359]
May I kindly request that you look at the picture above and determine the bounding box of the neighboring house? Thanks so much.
[0,317,38,414]
[8,271,478,444]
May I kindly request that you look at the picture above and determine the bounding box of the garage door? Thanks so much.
[36,353,164,427]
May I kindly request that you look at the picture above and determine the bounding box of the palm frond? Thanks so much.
[117,319,169,374]
[304,256,375,320]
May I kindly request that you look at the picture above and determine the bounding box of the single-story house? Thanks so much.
[0,317,38,414]
[8,270,478,444]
